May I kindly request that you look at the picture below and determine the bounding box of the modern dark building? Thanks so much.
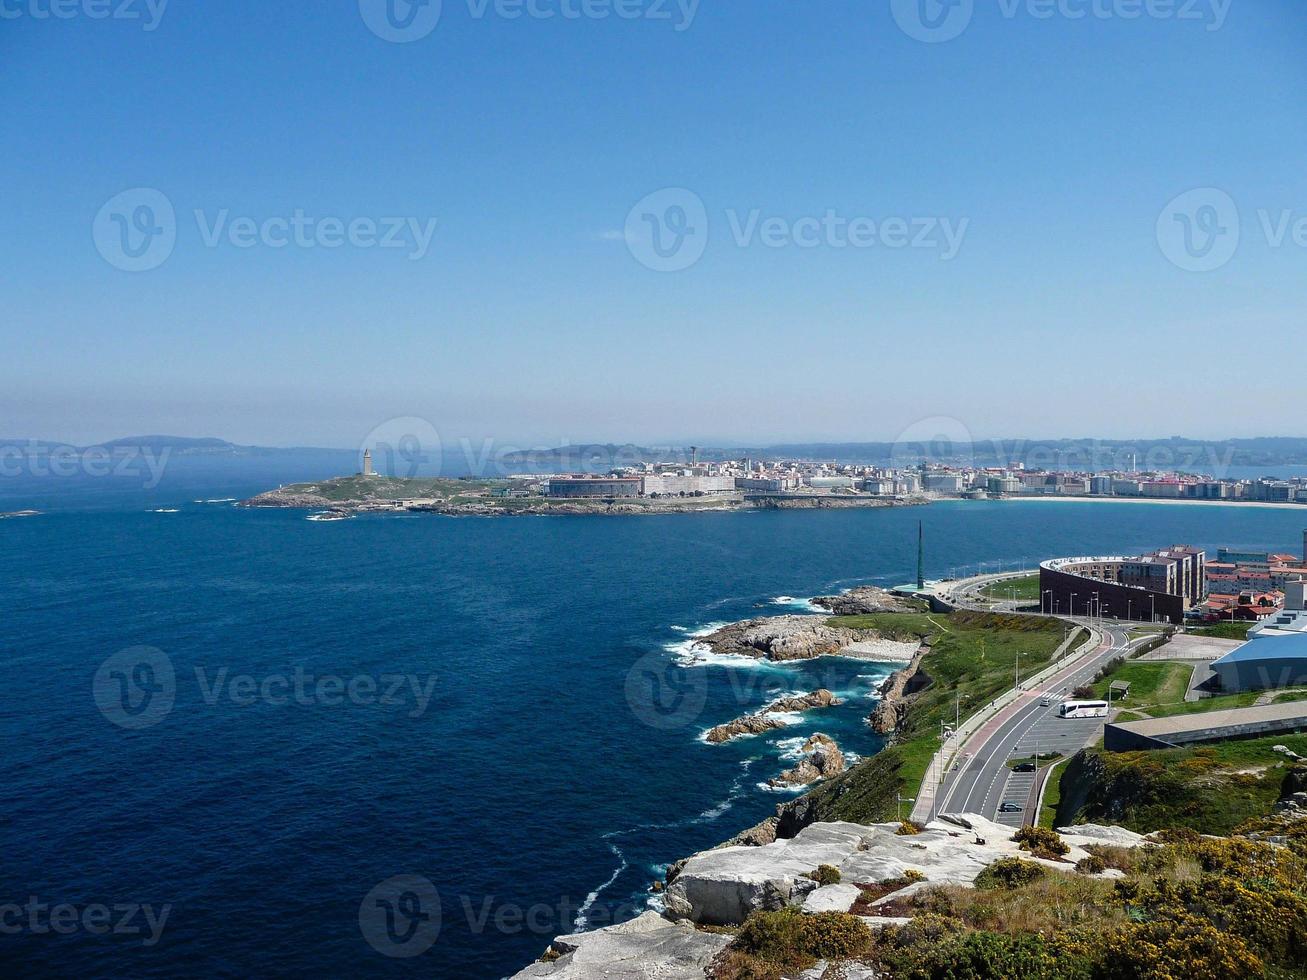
[1038,546,1206,624]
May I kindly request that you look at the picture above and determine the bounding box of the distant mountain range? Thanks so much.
[6,436,1307,470]
[0,436,343,456]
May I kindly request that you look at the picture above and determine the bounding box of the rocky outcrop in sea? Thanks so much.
[809,585,916,616]
[694,616,860,661]
[704,689,840,744]
[767,733,846,788]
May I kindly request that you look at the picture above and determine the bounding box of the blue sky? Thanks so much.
[3,0,1305,449]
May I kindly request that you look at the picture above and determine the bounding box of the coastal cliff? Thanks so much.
[867,641,932,735]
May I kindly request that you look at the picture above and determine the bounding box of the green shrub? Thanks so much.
[806,864,841,886]
[720,907,872,979]
[897,820,923,836]
[974,858,1047,891]
[1101,914,1264,980]
[1075,855,1107,875]
[1012,826,1070,857]
[872,928,1084,980]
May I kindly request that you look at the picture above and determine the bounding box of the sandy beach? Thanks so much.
[993,495,1307,512]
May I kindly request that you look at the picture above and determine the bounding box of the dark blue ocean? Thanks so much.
[3,455,1307,978]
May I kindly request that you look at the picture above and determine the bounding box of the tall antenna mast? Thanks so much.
[917,520,925,590]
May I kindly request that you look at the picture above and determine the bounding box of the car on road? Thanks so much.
[999,802,1023,813]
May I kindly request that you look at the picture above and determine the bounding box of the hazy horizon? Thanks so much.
[6,2,1306,447]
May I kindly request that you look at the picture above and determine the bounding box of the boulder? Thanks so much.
[705,714,786,743]
[801,883,863,914]
[1056,824,1148,848]
[768,734,847,788]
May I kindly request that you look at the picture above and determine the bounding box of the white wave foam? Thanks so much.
[574,845,628,931]
[147,508,179,513]
[665,624,781,670]
[770,595,822,613]
[756,780,806,794]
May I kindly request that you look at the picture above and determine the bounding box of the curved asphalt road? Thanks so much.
[924,572,1156,824]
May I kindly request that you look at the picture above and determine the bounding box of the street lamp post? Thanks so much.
[897,794,915,823]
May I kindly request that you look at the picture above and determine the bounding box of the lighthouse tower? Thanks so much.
[362,449,374,477]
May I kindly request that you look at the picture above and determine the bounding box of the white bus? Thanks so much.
[1058,700,1109,719]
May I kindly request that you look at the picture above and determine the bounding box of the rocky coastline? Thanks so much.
[692,616,920,664]
[704,690,840,744]
[240,478,926,519]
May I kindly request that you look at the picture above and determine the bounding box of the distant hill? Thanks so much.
[0,436,345,456]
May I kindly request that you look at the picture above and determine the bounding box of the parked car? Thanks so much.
[999,801,1023,813]
[1013,762,1036,773]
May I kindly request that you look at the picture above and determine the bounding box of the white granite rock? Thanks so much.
[1056,823,1148,848]
[511,911,730,979]
[801,883,864,914]
[665,814,1131,926]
